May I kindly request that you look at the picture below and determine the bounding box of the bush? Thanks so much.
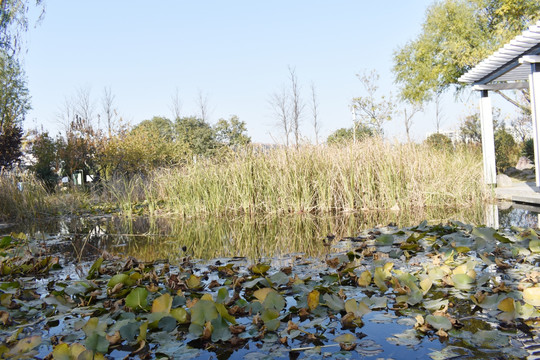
[494,128,519,172]
[424,133,453,152]
[522,138,534,162]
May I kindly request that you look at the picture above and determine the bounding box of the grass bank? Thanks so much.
[102,139,491,217]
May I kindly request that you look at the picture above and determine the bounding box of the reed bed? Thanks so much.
[119,139,491,217]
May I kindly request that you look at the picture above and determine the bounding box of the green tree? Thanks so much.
[327,124,374,144]
[214,115,250,147]
[425,133,453,152]
[0,53,29,168]
[495,127,520,172]
[28,130,60,190]
[133,116,175,142]
[393,0,540,103]
[175,116,217,156]
[458,109,503,143]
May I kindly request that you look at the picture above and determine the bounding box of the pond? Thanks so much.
[1,203,539,359]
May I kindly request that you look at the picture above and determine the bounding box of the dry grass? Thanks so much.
[115,139,491,217]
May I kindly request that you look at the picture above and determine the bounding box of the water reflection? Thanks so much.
[7,205,491,262]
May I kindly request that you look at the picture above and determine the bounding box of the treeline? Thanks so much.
[27,113,251,189]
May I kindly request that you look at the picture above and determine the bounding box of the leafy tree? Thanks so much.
[0,121,22,168]
[393,0,540,103]
[133,116,175,142]
[425,133,453,152]
[327,124,374,144]
[28,130,60,190]
[458,110,503,143]
[214,115,250,147]
[0,53,29,168]
[495,127,520,171]
[175,116,217,156]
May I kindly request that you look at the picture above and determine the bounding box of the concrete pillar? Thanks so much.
[528,63,540,187]
[479,90,497,185]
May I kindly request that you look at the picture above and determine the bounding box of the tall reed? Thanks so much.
[135,139,490,217]
[0,171,49,220]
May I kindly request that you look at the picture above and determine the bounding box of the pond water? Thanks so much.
[1,203,540,360]
[4,202,538,263]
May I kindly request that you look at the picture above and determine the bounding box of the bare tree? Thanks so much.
[269,86,291,147]
[74,86,95,125]
[288,66,304,148]
[402,104,422,142]
[352,70,394,136]
[196,90,210,122]
[102,86,116,138]
[310,82,321,145]
[170,87,182,120]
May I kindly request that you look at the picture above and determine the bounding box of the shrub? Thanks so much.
[522,138,534,162]
[424,133,453,151]
[494,128,519,172]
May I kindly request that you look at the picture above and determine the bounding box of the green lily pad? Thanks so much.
[125,287,148,310]
[426,315,452,331]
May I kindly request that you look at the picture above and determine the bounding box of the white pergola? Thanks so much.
[459,20,540,186]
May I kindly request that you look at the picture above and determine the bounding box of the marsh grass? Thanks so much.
[0,171,87,221]
[126,139,490,217]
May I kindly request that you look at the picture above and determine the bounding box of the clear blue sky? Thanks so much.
[22,1,487,143]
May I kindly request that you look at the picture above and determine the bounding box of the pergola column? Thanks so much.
[479,90,497,185]
[523,57,540,187]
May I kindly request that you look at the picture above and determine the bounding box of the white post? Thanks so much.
[479,90,497,185]
[528,63,540,187]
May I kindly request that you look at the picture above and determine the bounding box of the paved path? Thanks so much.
[495,181,540,205]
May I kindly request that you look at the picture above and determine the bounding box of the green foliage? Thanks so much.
[522,138,534,161]
[393,0,540,103]
[424,133,453,152]
[0,120,22,168]
[28,131,60,190]
[495,127,520,172]
[214,115,250,147]
[0,54,29,168]
[458,110,503,144]
[175,116,217,156]
[326,124,374,144]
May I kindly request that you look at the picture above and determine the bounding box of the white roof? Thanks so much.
[458,20,540,84]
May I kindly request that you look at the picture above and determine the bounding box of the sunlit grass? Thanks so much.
[125,140,491,217]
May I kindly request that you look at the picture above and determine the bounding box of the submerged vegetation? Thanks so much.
[1,221,540,359]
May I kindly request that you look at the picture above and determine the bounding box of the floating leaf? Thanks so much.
[498,297,515,312]
[420,278,432,294]
[523,287,540,307]
[211,316,232,342]
[426,315,452,331]
[86,257,104,280]
[357,270,372,287]
[344,299,370,317]
[170,308,189,324]
[186,274,201,289]
[451,274,474,290]
[307,290,320,311]
[334,333,356,344]
[375,234,394,246]
[7,336,41,357]
[107,273,133,288]
[152,293,173,313]
[322,293,345,311]
[263,291,285,311]
[215,303,236,324]
[125,287,148,310]
[251,263,270,275]
[190,300,218,326]
[530,239,540,253]
[253,288,273,302]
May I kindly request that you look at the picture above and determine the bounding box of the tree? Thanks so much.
[495,127,520,171]
[269,86,291,147]
[214,115,250,147]
[1,0,45,56]
[424,133,453,152]
[175,116,217,156]
[310,82,321,145]
[458,109,503,143]
[326,124,374,145]
[402,103,422,142]
[0,53,29,168]
[288,66,304,148]
[28,130,60,190]
[352,70,394,137]
[393,0,540,104]
[134,116,175,142]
